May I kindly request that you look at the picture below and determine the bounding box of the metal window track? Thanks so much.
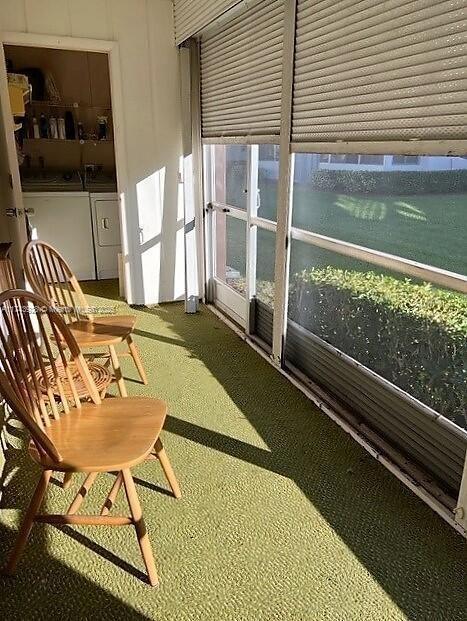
[207,302,466,539]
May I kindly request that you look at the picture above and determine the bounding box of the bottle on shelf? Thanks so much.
[32,116,40,139]
[64,110,75,140]
[57,116,66,140]
[49,116,58,139]
[77,121,84,140]
[97,116,108,140]
[39,113,48,138]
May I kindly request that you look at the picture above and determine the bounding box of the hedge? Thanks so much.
[288,267,467,429]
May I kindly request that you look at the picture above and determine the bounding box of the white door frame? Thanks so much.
[0,42,27,280]
[0,31,132,299]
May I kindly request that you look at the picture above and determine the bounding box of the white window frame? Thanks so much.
[203,143,279,331]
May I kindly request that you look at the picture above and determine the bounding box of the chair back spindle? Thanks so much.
[23,241,93,323]
[0,290,101,463]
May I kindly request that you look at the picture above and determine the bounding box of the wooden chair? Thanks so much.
[0,289,178,586]
[22,240,147,398]
[23,241,181,497]
[0,242,16,293]
[0,243,113,401]
[1,243,113,493]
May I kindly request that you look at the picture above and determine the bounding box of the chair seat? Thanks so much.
[67,315,137,347]
[29,397,167,472]
[34,360,112,399]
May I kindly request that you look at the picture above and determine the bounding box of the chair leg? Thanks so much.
[101,472,123,516]
[122,469,159,587]
[126,335,148,385]
[62,472,73,490]
[154,438,181,499]
[4,470,52,575]
[109,344,128,397]
[67,472,98,515]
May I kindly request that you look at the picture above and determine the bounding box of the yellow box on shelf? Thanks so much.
[7,73,31,117]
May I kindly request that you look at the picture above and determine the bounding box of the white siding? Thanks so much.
[0,0,184,305]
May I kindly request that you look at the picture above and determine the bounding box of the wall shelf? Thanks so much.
[23,138,113,144]
[30,100,111,110]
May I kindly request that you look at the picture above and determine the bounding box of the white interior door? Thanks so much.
[0,43,27,284]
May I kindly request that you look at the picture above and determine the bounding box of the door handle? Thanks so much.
[101,217,109,230]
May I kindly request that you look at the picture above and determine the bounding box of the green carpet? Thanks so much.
[0,281,465,620]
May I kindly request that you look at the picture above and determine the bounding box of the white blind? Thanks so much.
[174,0,242,45]
[292,0,467,142]
[200,0,285,139]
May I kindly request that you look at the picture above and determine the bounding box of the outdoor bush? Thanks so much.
[288,267,467,429]
[307,169,467,195]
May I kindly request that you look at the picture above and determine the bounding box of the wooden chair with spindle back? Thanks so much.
[22,241,181,498]
[22,240,148,398]
[0,243,113,400]
[1,242,113,493]
[0,289,176,586]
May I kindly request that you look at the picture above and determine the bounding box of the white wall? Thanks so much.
[0,0,185,304]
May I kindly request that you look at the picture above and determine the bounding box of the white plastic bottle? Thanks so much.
[49,116,58,139]
[57,117,66,140]
[32,117,40,138]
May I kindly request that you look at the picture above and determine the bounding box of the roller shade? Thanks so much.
[173,0,242,45]
[292,0,467,143]
[200,0,285,139]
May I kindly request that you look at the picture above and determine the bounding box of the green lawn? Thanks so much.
[226,180,467,281]
[262,184,467,276]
